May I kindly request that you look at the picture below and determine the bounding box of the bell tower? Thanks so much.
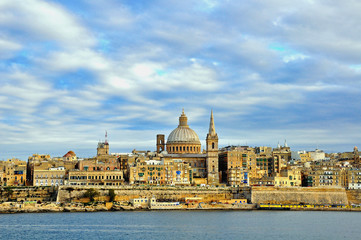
[156,134,165,153]
[206,110,219,185]
[97,131,109,156]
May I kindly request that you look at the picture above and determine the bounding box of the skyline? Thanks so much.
[1,0,361,160]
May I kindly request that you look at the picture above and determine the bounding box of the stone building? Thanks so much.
[347,168,361,189]
[63,151,77,161]
[219,147,257,184]
[274,167,302,187]
[302,166,346,188]
[128,158,192,185]
[226,167,248,187]
[27,153,77,186]
[300,152,312,163]
[77,158,120,171]
[157,110,219,185]
[67,169,124,186]
[309,149,326,161]
[0,159,27,186]
[271,142,291,174]
[33,167,65,186]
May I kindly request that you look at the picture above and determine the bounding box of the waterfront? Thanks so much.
[0,211,360,240]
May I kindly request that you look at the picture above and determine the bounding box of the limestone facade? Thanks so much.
[67,169,123,186]
[206,110,219,184]
[0,159,27,186]
[128,159,192,185]
[33,167,65,186]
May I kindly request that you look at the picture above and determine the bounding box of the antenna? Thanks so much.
[105,130,108,144]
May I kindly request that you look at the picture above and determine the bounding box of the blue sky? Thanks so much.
[1,0,361,160]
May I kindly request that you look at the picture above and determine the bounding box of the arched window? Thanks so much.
[176,146,178,151]
[212,142,215,149]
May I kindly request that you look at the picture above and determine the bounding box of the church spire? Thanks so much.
[208,110,216,136]
[105,130,108,145]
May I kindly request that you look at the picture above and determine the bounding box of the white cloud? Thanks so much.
[37,49,109,72]
[283,54,309,63]
[1,0,361,159]
[0,0,95,49]
[0,37,22,58]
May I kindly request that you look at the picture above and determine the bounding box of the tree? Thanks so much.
[66,187,75,202]
[109,189,116,202]
[83,188,99,202]
[4,187,13,201]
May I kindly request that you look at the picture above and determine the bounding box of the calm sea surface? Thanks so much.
[0,211,360,240]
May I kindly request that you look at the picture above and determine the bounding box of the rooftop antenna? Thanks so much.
[105,130,108,144]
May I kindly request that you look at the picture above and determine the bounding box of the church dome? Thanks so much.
[167,126,200,144]
[166,110,201,154]
[167,110,200,144]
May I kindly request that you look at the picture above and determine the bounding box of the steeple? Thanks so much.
[284,139,288,148]
[105,130,108,145]
[206,109,219,185]
[208,110,216,136]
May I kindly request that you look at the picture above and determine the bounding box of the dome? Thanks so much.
[167,126,200,144]
[166,110,202,154]
[167,110,200,144]
[63,151,76,157]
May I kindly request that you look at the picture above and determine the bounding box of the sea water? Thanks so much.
[0,211,360,240]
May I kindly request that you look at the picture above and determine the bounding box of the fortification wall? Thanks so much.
[2,186,354,206]
[57,186,236,203]
[0,187,57,202]
[346,190,361,204]
[251,187,348,205]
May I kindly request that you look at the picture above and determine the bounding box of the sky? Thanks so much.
[1,0,361,160]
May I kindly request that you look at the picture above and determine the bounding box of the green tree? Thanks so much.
[66,187,74,202]
[4,187,13,201]
[109,189,116,202]
[83,188,99,202]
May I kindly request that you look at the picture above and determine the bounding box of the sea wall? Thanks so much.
[251,187,348,205]
[1,186,356,206]
[0,187,57,202]
[346,190,361,204]
[57,186,238,203]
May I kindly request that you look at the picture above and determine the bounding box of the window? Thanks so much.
[212,142,215,149]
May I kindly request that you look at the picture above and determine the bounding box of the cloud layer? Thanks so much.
[1,0,361,159]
